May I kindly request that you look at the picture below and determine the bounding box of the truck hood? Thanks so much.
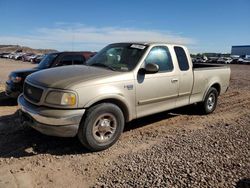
[26,65,119,89]
[12,68,39,76]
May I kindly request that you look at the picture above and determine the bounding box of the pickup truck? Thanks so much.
[18,42,231,151]
[6,51,95,98]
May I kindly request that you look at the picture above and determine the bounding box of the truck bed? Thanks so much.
[193,63,228,69]
[190,63,231,104]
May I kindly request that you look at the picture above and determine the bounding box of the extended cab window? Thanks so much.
[174,46,189,71]
[145,46,173,72]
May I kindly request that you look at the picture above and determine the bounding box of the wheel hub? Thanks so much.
[92,113,117,142]
[207,94,215,110]
[99,119,112,132]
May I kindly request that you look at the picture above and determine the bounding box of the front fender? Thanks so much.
[84,93,128,108]
[84,94,133,122]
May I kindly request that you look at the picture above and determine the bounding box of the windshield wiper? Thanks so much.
[90,63,116,71]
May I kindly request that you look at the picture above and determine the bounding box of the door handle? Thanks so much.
[171,78,178,83]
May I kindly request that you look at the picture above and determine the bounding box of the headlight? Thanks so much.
[10,75,22,83]
[45,91,77,106]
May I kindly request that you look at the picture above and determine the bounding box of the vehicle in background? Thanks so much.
[22,53,36,62]
[26,54,37,62]
[14,52,26,60]
[18,42,231,151]
[217,57,233,64]
[237,58,244,64]
[8,52,16,59]
[242,55,250,64]
[6,51,95,98]
[230,55,240,64]
[28,54,39,62]
[231,55,240,59]
[193,57,207,63]
[30,54,43,63]
[207,57,219,64]
[230,59,238,64]
[0,52,10,58]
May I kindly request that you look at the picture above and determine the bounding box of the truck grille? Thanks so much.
[23,82,43,103]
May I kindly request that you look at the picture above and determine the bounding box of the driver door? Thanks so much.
[136,46,179,118]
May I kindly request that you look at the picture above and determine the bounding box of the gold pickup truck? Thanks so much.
[18,42,231,151]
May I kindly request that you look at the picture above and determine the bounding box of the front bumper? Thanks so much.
[5,81,22,98]
[18,94,85,137]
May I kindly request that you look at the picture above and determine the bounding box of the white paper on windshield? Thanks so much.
[130,44,146,50]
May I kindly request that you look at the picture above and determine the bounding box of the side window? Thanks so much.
[145,46,173,72]
[73,55,85,65]
[174,46,189,71]
[57,55,73,66]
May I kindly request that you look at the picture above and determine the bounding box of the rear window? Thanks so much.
[174,47,189,71]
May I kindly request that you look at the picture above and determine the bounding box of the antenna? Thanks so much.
[71,30,75,51]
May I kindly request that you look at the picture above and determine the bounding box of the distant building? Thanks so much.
[231,45,250,57]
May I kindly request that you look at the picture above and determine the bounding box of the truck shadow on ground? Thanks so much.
[0,105,202,158]
[0,91,17,106]
[236,178,250,188]
[125,104,203,131]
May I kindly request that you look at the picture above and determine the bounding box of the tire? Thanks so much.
[200,87,218,114]
[78,103,124,152]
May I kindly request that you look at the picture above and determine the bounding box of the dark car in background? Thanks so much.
[5,51,95,98]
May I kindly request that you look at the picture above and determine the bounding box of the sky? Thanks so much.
[0,0,250,53]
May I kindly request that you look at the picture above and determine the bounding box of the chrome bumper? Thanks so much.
[18,94,85,137]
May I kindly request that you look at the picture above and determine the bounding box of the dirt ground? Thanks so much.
[0,59,249,188]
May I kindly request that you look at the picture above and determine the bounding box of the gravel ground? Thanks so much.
[96,115,250,187]
[0,59,249,188]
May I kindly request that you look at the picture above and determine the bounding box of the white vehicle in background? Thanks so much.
[217,57,233,64]
[237,55,250,64]
[8,52,16,59]
[242,55,250,64]
[2,53,10,58]
[14,52,26,60]
[193,57,207,63]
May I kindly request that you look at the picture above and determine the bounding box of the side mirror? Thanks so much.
[144,63,159,74]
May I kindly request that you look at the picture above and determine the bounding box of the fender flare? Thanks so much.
[83,94,132,122]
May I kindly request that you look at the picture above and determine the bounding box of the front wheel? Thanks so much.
[78,103,124,152]
[200,87,218,114]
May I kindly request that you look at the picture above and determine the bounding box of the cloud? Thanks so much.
[0,24,196,51]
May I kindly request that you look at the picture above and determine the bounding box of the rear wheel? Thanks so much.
[78,103,124,151]
[200,87,218,114]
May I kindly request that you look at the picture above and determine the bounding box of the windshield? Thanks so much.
[38,53,58,69]
[86,43,148,71]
